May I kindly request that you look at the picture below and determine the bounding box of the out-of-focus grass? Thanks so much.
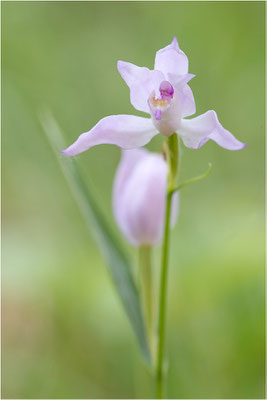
[2,1,265,399]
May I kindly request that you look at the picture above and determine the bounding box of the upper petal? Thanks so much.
[178,110,247,150]
[117,61,164,113]
[62,115,157,156]
[154,37,189,78]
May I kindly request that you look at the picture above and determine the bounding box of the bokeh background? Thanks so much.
[2,1,265,399]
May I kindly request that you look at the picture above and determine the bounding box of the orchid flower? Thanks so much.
[62,37,246,156]
[113,148,179,246]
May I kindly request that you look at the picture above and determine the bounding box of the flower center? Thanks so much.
[150,81,174,120]
[159,80,174,99]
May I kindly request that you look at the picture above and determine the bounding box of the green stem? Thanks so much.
[156,191,172,398]
[156,134,179,399]
[139,245,154,358]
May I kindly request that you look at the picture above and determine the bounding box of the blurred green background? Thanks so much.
[2,1,265,399]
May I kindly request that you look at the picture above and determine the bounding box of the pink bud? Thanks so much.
[113,148,179,246]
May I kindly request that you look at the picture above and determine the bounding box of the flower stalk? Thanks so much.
[156,133,179,399]
[139,245,155,359]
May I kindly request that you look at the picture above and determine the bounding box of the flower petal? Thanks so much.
[175,83,196,118]
[148,91,182,136]
[154,36,189,78]
[117,61,164,113]
[148,78,196,135]
[168,72,195,88]
[62,115,157,156]
[178,110,247,150]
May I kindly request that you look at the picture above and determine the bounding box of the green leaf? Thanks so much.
[172,163,213,193]
[40,110,151,364]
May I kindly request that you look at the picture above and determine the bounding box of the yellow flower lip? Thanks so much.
[150,97,170,110]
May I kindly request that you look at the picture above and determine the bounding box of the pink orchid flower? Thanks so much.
[113,148,179,246]
[62,37,246,156]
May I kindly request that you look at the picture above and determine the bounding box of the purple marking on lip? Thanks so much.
[155,109,162,120]
[159,81,174,100]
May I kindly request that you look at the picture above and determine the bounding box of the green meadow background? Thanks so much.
[2,1,265,399]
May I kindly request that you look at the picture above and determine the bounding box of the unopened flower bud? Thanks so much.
[113,148,179,246]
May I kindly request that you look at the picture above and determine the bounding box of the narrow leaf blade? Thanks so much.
[40,111,151,364]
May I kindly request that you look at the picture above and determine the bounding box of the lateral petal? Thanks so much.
[178,110,246,150]
[62,115,158,156]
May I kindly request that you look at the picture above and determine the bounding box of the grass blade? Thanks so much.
[40,110,151,364]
